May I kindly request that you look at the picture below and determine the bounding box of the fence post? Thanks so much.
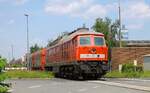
[119,64,122,73]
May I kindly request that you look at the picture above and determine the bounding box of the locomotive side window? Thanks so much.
[94,37,104,46]
[80,37,91,45]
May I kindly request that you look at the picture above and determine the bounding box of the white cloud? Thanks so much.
[44,0,113,19]
[120,1,150,31]
[45,0,90,15]
[123,1,150,19]
[45,0,150,20]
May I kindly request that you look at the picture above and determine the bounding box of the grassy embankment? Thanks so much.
[3,71,54,79]
[105,71,150,78]
[4,70,150,79]
[3,70,150,79]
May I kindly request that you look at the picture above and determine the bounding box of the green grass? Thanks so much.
[105,71,125,78]
[141,71,150,78]
[105,71,150,78]
[4,71,54,79]
[0,73,7,82]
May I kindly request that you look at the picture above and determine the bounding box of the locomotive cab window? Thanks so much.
[94,37,104,46]
[80,37,91,46]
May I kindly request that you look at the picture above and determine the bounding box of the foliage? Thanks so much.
[0,86,8,93]
[0,56,7,72]
[0,56,9,93]
[0,70,8,93]
[5,71,54,79]
[121,63,143,73]
[30,44,42,53]
[92,17,120,47]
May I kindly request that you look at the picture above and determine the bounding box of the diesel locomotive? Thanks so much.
[29,28,108,79]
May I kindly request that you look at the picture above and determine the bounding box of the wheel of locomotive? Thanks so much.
[83,74,89,80]
[60,66,65,78]
[93,74,101,80]
[77,75,84,80]
[72,72,78,80]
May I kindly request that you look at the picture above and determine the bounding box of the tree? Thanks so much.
[92,17,120,71]
[92,17,119,47]
[30,44,42,53]
[0,56,7,72]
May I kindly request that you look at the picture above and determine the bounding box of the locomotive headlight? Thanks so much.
[98,54,105,58]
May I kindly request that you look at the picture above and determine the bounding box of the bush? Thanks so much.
[0,57,7,72]
[121,63,143,73]
[0,86,8,93]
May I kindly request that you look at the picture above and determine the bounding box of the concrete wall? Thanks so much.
[111,47,150,70]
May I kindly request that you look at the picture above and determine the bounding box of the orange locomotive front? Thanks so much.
[73,33,108,78]
[77,34,108,61]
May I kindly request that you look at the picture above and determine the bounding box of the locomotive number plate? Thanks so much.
[80,54,105,58]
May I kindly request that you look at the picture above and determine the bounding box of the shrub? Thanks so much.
[121,63,143,73]
[0,86,8,93]
[0,56,7,71]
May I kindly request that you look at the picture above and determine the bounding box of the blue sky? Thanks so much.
[0,0,150,60]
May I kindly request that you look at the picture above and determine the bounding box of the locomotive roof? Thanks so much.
[47,28,104,50]
[60,28,104,43]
